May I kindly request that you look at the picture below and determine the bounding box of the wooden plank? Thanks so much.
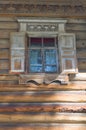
[78,59,86,70]
[66,23,86,31]
[0,75,18,81]
[0,113,85,123]
[77,50,86,58]
[0,103,86,113]
[0,80,18,85]
[0,82,86,91]
[0,60,9,69]
[0,39,9,48]
[67,31,86,40]
[76,40,86,49]
[0,30,16,39]
[0,91,85,102]
[0,17,16,22]
[76,32,86,40]
[0,49,9,59]
[0,22,18,29]
[68,19,86,24]
[0,70,9,74]
[0,124,86,130]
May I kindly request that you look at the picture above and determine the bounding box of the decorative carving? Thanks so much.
[27,24,58,32]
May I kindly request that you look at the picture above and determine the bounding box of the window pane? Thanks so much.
[29,49,42,72]
[44,65,57,72]
[44,49,57,65]
[43,38,55,47]
[30,38,42,47]
[30,66,42,72]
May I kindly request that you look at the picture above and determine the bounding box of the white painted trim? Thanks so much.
[17,18,67,23]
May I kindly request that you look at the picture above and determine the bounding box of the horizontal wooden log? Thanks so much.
[0,80,18,85]
[0,30,16,39]
[76,32,86,40]
[78,59,86,70]
[68,19,86,24]
[0,82,86,91]
[0,103,86,113]
[66,23,86,31]
[0,39,9,48]
[0,70,9,74]
[0,17,16,22]
[0,49,9,59]
[0,91,85,102]
[0,22,18,29]
[0,124,86,130]
[76,40,86,49]
[0,75,18,81]
[0,113,85,123]
[67,31,86,40]
[0,60,9,69]
[77,50,86,58]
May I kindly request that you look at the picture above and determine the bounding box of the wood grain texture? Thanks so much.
[0,49,9,59]
[0,113,85,123]
[0,22,18,30]
[78,59,86,70]
[76,40,86,49]
[66,23,86,31]
[0,82,86,91]
[0,39,9,48]
[0,124,86,130]
[0,91,85,103]
[77,50,86,58]
[0,103,86,113]
[0,60,9,69]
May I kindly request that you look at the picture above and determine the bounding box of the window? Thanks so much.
[10,18,78,84]
[27,37,58,73]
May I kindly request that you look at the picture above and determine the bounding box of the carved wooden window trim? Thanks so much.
[10,18,78,84]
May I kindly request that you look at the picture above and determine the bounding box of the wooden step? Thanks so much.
[0,123,86,130]
[0,91,85,103]
[0,103,86,113]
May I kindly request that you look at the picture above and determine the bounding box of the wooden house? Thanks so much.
[0,0,86,130]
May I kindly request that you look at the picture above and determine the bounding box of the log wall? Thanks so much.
[0,17,85,130]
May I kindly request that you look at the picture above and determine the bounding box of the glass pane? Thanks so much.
[43,38,55,47]
[44,49,56,65]
[30,66,42,72]
[29,49,42,72]
[44,65,57,72]
[30,38,42,47]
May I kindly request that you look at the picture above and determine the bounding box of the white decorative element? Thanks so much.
[17,18,67,33]
[20,23,27,31]
[27,24,58,32]
[59,33,78,74]
[11,33,25,49]
[60,34,75,49]
[58,23,65,32]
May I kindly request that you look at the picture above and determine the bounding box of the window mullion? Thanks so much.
[42,38,44,72]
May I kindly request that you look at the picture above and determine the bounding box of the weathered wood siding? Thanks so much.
[0,82,86,129]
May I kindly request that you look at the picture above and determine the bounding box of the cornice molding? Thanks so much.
[0,2,86,17]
